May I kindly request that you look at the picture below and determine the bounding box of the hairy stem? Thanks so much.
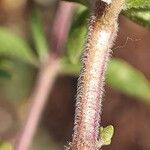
[71,0,125,149]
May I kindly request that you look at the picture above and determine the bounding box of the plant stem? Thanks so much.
[14,56,60,150]
[71,0,125,149]
[14,1,75,150]
[51,1,76,54]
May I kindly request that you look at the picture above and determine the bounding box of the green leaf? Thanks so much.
[0,70,11,79]
[106,58,150,103]
[123,7,150,28]
[62,58,150,103]
[66,6,88,64]
[0,27,38,66]
[0,59,12,79]
[30,8,49,60]
[2,61,34,102]
[100,125,114,146]
[125,0,150,9]
[62,6,88,75]
[61,57,81,75]
[123,0,150,28]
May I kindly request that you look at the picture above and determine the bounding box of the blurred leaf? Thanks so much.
[0,142,12,150]
[61,57,81,75]
[66,6,88,64]
[2,61,35,102]
[30,8,49,60]
[0,60,13,79]
[123,7,150,28]
[62,6,88,74]
[124,0,150,28]
[62,58,150,103]
[0,27,38,66]
[125,0,150,9]
[106,58,150,103]
[0,70,11,79]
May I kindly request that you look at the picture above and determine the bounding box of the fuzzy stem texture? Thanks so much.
[71,0,125,149]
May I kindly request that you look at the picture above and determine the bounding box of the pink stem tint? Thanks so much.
[71,0,125,149]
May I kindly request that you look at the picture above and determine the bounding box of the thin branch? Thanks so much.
[51,1,76,54]
[70,0,125,149]
[14,57,60,150]
[14,1,75,150]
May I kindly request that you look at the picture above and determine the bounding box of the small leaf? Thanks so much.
[106,58,150,103]
[30,8,49,60]
[0,27,38,66]
[100,125,114,146]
